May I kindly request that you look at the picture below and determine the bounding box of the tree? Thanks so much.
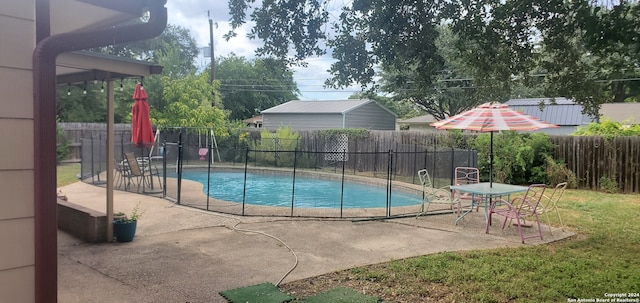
[326,0,443,91]
[56,83,107,122]
[229,0,640,119]
[153,72,229,138]
[376,25,485,120]
[90,24,201,121]
[574,1,640,104]
[226,0,328,65]
[216,54,298,120]
[94,24,199,78]
[445,0,640,117]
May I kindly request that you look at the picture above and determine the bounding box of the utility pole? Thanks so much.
[208,10,215,84]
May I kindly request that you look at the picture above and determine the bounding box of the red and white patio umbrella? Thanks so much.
[131,83,155,148]
[431,102,558,187]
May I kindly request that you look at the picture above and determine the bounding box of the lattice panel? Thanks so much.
[324,134,348,162]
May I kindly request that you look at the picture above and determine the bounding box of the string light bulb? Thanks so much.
[83,81,87,95]
[67,83,71,96]
[120,79,124,91]
[100,81,104,93]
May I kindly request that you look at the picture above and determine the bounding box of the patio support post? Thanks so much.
[106,78,114,242]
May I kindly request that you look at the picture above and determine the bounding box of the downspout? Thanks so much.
[32,1,167,302]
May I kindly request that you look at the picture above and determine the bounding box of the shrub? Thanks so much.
[56,123,70,164]
[572,118,640,137]
[474,132,556,185]
[599,175,619,193]
[249,126,300,167]
[544,155,577,188]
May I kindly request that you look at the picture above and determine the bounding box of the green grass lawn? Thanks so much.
[283,189,640,302]
[57,163,81,187]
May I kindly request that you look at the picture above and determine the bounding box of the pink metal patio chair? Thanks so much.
[453,167,483,213]
[485,184,547,244]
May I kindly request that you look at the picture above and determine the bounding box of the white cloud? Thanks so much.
[165,0,355,100]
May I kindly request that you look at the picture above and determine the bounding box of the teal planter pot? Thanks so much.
[113,220,137,242]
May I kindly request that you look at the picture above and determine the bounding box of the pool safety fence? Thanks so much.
[80,136,477,219]
[163,143,477,219]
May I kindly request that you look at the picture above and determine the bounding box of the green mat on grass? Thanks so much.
[302,287,382,303]
[219,283,294,303]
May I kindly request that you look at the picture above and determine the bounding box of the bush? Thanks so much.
[474,131,556,185]
[56,123,70,164]
[599,175,619,193]
[544,155,577,188]
[249,126,300,167]
[572,118,640,137]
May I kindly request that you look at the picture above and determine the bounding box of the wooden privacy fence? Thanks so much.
[551,135,640,193]
[59,123,131,162]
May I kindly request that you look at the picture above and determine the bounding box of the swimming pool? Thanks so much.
[181,171,423,209]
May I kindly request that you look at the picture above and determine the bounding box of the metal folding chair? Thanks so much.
[486,184,547,243]
[416,169,459,221]
[537,182,568,234]
[124,152,162,193]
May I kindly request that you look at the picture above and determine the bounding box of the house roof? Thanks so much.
[244,115,263,123]
[506,97,594,126]
[399,114,437,124]
[261,99,396,116]
[506,97,576,106]
[600,103,640,124]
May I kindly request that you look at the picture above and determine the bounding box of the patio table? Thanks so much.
[451,182,529,225]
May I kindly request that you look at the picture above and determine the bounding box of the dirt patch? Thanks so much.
[280,269,458,303]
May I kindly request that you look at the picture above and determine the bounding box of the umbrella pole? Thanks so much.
[141,146,146,193]
[490,131,494,188]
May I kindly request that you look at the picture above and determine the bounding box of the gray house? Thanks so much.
[261,99,397,130]
[506,98,596,135]
[398,114,438,131]
[600,103,640,125]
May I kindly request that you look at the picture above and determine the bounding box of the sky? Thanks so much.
[165,0,360,100]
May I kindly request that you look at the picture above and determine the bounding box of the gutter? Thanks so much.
[32,1,167,302]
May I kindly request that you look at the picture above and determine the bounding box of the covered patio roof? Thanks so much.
[51,0,150,35]
[56,50,163,84]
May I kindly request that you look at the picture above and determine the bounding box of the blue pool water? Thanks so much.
[181,171,423,209]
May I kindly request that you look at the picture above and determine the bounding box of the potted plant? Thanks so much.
[113,203,142,242]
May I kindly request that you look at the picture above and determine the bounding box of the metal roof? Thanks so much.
[506,98,595,126]
[506,97,576,106]
[261,99,379,114]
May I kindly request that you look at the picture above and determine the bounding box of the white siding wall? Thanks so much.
[0,1,36,302]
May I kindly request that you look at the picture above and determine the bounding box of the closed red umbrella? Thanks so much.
[131,83,154,148]
[431,102,558,186]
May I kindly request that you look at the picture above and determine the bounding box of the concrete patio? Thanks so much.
[57,181,574,303]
